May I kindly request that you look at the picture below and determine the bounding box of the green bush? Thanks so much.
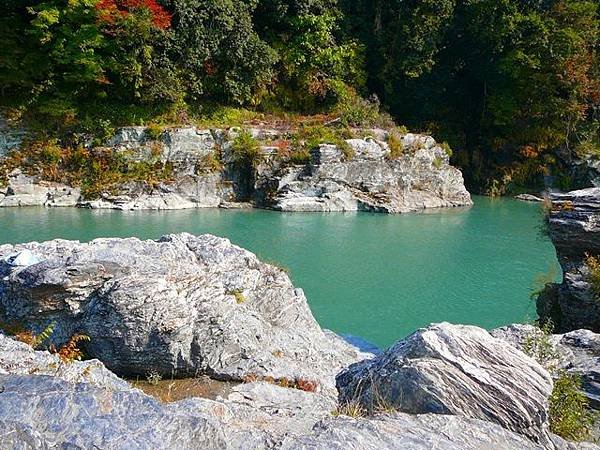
[387,133,404,159]
[549,371,594,441]
[231,131,263,168]
[440,142,453,158]
[145,124,164,141]
[585,255,600,297]
[288,149,311,165]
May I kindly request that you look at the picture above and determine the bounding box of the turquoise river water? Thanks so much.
[0,197,559,348]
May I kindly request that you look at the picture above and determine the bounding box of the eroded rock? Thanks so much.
[0,233,365,390]
[336,322,554,445]
[537,188,600,332]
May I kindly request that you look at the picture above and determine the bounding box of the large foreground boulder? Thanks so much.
[537,188,600,332]
[282,414,595,450]
[0,233,364,389]
[336,323,554,445]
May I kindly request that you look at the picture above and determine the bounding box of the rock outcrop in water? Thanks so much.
[0,125,472,212]
[537,188,600,332]
[0,233,365,390]
[336,323,554,445]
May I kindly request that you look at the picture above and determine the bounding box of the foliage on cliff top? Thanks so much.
[1,0,598,193]
[0,139,174,199]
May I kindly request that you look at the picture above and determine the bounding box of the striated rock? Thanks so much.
[262,137,472,213]
[0,332,129,390]
[282,413,595,450]
[2,340,588,450]
[537,188,600,332]
[258,135,472,213]
[516,193,545,202]
[336,322,554,445]
[492,324,600,409]
[0,233,365,389]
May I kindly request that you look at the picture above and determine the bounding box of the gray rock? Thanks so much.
[0,332,129,390]
[537,188,600,332]
[516,193,545,202]
[492,324,600,409]
[0,332,340,450]
[1,126,472,214]
[0,117,26,158]
[336,322,554,445]
[263,138,472,213]
[282,413,595,450]
[0,170,80,207]
[0,233,366,390]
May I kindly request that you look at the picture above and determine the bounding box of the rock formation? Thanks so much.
[537,188,600,332]
[492,324,600,409]
[0,233,365,390]
[0,331,593,450]
[336,322,554,445]
[0,125,472,212]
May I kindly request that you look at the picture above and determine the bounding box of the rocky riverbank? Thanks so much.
[537,187,600,332]
[0,125,472,213]
[0,233,598,449]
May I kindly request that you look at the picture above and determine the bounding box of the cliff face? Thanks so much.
[0,125,472,212]
[538,188,600,332]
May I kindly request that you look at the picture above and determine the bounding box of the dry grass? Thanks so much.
[132,376,235,403]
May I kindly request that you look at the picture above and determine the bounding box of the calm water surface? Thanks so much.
[0,197,558,348]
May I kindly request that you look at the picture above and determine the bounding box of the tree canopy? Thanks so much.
[0,0,598,192]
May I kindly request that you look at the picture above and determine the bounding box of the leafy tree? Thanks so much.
[162,0,277,104]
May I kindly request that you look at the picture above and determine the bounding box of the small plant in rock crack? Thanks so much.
[333,401,366,418]
[146,371,163,386]
[56,334,91,363]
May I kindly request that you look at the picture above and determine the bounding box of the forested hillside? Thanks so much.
[0,0,598,193]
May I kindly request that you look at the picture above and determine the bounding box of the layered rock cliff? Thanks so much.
[537,188,600,332]
[0,125,472,212]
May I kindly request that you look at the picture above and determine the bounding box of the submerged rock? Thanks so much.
[0,233,365,389]
[537,188,600,332]
[336,322,554,445]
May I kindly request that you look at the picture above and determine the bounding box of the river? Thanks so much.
[0,196,559,348]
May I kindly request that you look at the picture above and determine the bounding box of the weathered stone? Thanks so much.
[282,413,595,450]
[537,188,600,332]
[0,170,80,207]
[1,125,472,213]
[336,322,554,445]
[0,233,366,390]
[492,324,600,409]
[516,193,545,202]
[263,137,472,213]
[0,332,128,391]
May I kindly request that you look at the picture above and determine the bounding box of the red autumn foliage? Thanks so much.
[96,0,172,29]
